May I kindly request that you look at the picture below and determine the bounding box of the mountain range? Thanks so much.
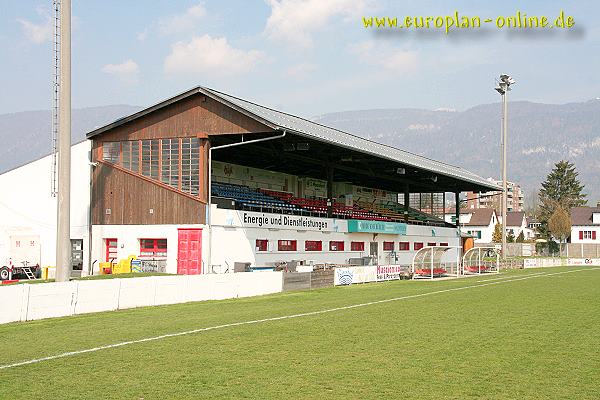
[1,100,599,203]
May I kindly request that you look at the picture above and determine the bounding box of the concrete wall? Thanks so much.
[0,141,91,269]
[0,271,283,325]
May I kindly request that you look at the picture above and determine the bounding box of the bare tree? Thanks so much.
[548,206,571,256]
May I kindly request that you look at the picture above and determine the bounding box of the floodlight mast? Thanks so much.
[494,74,514,260]
[55,0,71,282]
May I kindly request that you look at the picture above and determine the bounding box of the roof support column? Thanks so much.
[404,185,410,224]
[455,192,460,228]
[326,165,334,219]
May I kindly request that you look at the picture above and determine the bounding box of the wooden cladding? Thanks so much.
[95,94,272,142]
[91,92,271,226]
[91,164,206,225]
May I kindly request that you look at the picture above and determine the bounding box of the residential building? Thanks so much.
[570,207,600,243]
[466,178,524,212]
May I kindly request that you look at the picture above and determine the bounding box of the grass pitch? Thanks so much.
[1,267,599,399]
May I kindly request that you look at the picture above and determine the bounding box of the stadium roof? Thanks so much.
[87,86,500,193]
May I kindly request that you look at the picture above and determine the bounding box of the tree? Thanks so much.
[548,206,572,256]
[516,231,525,243]
[538,161,586,238]
[492,223,502,243]
[507,230,515,243]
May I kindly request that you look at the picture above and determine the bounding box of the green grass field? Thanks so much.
[1,267,599,399]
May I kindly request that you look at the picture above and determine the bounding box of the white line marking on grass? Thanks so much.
[476,271,548,283]
[1,267,598,371]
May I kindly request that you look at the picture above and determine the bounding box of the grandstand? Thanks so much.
[85,86,499,274]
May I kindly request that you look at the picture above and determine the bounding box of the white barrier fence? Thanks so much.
[523,258,600,268]
[0,272,283,325]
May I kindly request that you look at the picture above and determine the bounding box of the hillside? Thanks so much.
[313,100,600,203]
[0,105,140,173]
[1,100,598,203]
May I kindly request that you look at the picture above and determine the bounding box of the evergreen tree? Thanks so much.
[516,231,525,243]
[507,230,515,243]
[492,223,502,243]
[538,161,586,238]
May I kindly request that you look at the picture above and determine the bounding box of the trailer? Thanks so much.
[0,234,41,281]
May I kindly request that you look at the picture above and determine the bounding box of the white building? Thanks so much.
[502,211,535,240]
[0,141,91,272]
[570,207,600,243]
[462,208,499,243]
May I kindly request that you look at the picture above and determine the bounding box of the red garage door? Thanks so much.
[177,229,202,275]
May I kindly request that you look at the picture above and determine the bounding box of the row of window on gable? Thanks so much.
[102,138,201,196]
[579,231,597,240]
[255,240,448,252]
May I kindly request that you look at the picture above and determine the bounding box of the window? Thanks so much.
[278,240,297,251]
[414,242,424,250]
[399,242,410,251]
[102,142,120,163]
[120,140,140,173]
[383,241,394,251]
[140,239,167,257]
[161,138,180,188]
[305,240,322,251]
[428,242,436,247]
[256,239,268,252]
[351,241,365,251]
[103,138,201,197]
[580,231,597,240]
[440,242,449,247]
[181,138,200,195]
[105,238,118,262]
[329,241,345,251]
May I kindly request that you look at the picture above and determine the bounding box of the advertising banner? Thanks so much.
[334,265,409,285]
[347,220,407,235]
[376,265,406,281]
[215,209,346,232]
[568,258,600,266]
[334,266,377,285]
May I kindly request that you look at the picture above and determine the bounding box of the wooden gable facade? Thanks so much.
[91,93,273,225]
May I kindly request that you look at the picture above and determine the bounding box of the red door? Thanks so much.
[177,229,202,275]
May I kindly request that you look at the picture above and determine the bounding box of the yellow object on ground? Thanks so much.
[42,266,56,280]
[112,255,137,274]
[99,262,112,275]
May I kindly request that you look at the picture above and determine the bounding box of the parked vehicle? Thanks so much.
[0,234,41,281]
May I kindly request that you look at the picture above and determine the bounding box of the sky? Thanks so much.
[1,0,599,117]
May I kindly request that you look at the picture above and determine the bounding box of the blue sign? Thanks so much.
[347,220,407,235]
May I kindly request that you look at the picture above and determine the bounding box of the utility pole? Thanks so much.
[495,74,515,260]
[55,0,71,282]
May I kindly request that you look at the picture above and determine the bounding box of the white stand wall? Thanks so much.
[0,141,91,270]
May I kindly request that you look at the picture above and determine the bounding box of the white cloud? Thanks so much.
[137,28,149,42]
[159,2,206,35]
[18,6,53,44]
[349,41,418,73]
[102,60,140,84]
[164,35,264,76]
[264,0,370,48]
[285,63,317,78]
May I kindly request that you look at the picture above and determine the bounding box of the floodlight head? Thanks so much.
[499,74,515,86]
[495,86,505,95]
